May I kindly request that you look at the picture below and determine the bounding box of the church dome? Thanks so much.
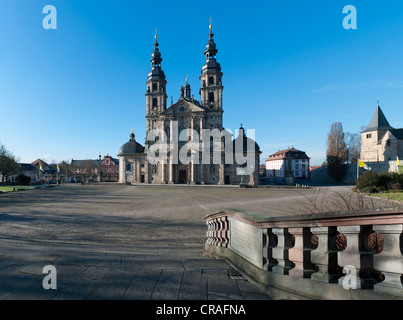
[118,131,145,155]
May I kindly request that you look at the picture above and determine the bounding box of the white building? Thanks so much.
[265,148,310,179]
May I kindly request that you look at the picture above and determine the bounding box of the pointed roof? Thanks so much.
[362,104,393,133]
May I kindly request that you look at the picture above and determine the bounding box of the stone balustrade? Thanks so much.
[204,208,403,299]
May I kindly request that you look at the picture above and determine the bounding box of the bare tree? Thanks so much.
[0,143,19,183]
[84,160,96,180]
[345,132,361,164]
[326,122,348,182]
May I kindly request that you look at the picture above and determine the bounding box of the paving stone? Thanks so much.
[51,291,87,300]
[150,269,184,300]
[89,276,132,300]
[0,184,278,300]
[207,277,242,300]
[122,268,161,300]
[179,269,207,300]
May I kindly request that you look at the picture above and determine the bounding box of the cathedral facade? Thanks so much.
[118,24,261,185]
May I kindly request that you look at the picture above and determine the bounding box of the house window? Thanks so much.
[366,133,372,139]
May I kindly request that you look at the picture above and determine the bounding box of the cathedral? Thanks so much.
[118,23,261,185]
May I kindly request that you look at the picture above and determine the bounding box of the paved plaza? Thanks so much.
[0,183,386,300]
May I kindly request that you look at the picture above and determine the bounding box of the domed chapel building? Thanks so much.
[118,23,261,185]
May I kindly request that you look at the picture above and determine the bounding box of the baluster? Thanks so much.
[311,226,341,283]
[272,228,294,275]
[262,229,278,272]
[221,217,229,248]
[288,228,304,277]
[206,220,212,245]
[373,224,403,297]
[213,219,219,246]
[337,225,374,289]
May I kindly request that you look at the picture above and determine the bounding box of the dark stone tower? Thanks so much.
[199,21,223,109]
[146,31,167,130]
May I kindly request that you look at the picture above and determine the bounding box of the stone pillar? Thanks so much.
[249,159,256,186]
[288,228,304,277]
[311,226,340,283]
[144,161,150,184]
[373,224,403,296]
[169,159,174,184]
[200,116,205,184]
[161,160,166,184]
[190,160,196,184]
[337,225,374,289]
[218,163,225,185]
[262,229,278,272]
[119,157,126,184]
[169,118,175,184]
[136,160,140,183]
[272,228,294,275]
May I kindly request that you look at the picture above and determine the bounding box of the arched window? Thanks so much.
[152,98,158,107]
[208,92,214,103]
[208,76,215,85]
[152,83,158,92]
[126,163,132,173]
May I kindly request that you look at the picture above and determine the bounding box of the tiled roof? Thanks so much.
[266,148,310,161]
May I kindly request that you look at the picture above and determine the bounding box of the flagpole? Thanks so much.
[357,159,359,180]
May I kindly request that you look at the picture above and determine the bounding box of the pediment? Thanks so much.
[164,99,206,114]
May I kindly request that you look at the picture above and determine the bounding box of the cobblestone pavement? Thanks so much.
[0,183,375,300]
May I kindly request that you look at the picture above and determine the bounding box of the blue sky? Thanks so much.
[0,0,402,165]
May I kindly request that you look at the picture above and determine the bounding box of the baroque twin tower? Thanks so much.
[118,23,260,185]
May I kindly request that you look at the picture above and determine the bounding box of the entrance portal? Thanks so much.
[179,170,187,184]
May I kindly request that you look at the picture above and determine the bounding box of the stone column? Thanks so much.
[373,224,403,296]
[161,160,166,184]
[311,226,340,283]
[272,228,294,275]
[169,118,175,184]
[218,163,225,185]
[169,159,174,184]
[190,160,196,184]
[262,229,278,272]
[288,228,304,277]
[199,116,205,184]
[136,160,140,183]
[337,225,374,289]
[190,117,196,185]
[119,157,126,184]
[144,161,149,183]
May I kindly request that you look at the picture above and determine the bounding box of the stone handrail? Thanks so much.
[204,207,403,299]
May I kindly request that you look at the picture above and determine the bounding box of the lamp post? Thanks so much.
[98,152,102,182]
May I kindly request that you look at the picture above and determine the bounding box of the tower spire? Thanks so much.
[199,20,223,109]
